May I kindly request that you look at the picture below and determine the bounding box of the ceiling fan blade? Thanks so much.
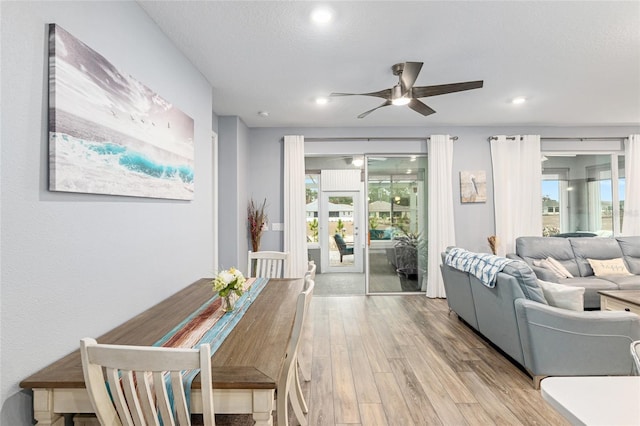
[412,80,484,98]
[400,62,423,94]
[357,100,392,119]
[331,88,391,99]
[408,99,436,116]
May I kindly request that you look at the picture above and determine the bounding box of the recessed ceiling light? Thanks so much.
[511,96,527,105]
[315,97,329,105]
[311,7,333,24]
[258,111,269,117]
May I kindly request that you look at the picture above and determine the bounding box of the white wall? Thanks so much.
[0,2,214,424]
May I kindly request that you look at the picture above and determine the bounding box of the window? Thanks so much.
[305,174,319,243]
[541,154,624,237]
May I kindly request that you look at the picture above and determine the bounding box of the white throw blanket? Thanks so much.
[444,247,513,288]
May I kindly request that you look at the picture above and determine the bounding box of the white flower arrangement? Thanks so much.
[212,267,246,299]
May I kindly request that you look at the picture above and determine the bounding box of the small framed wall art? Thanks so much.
[460,170,487,203]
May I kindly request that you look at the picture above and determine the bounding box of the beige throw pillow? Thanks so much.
[546,257,574,278]
[537,280,585,311]
[533,257,573,279]
[587,258,632,276]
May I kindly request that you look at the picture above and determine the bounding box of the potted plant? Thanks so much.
[308,218,318,242]
[393,228,427,291]
[336,218,346,237]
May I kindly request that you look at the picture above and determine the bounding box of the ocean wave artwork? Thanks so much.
[48,24,195,200]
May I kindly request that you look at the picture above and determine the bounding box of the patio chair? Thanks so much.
[333,234,354,262]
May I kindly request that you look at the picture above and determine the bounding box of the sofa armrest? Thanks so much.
[515,298,640,378]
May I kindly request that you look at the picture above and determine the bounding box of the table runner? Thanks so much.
[154,277,268,352]
[152,277,269,417]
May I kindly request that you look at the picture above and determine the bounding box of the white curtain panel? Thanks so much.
[491,135,542,256]
[622,134,640,235]
[426,135,456,298]
[283,135,308,278]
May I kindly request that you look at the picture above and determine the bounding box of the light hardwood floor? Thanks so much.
[295,295,569,426]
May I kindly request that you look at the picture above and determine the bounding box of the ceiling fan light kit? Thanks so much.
[331,61,483,118]
[391,84,410,106]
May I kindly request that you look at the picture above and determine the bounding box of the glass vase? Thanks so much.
[223,295,235,312]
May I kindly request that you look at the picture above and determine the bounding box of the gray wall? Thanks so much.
[0,2,214,424]
[218,116,250,271]
[246,126,640,256]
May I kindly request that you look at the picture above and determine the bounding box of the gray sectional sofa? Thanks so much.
[441,246,640,387]
[509,236,640,309]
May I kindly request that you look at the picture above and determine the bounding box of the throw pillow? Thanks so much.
[537,280,585,311]
[533,259,561,279]
[533,258,572,279]
[587,258,632,276]
[546,257,574,278]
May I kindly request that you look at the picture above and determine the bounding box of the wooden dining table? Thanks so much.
[20,277,305,426]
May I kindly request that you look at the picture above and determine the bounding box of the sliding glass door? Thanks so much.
[365,155,427,294]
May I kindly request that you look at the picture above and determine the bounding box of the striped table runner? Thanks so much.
[152,277,270,415]
[154,277,269,352]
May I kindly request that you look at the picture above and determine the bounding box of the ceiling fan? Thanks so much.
[331,62,483,119]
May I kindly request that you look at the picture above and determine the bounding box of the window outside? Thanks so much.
[541,154,624,237]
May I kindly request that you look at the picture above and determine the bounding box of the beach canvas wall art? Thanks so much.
[460,170,487,203]
[48,24,194,200]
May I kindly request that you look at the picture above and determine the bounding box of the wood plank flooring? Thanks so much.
[296,295,568,426]
[209,293,568,425]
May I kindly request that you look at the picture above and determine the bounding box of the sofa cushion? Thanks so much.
[537,280,585,311]
[616,236,640,274]
[569,237,624,277]
[515,237,580,277]
[587,258,632,276]
[558,276,619,309]
[596,274,640,290]
[501,261,548,304]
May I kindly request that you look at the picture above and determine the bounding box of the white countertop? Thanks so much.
[541,376,640,426]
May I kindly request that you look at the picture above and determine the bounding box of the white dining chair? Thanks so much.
[306,261,317,281]
[247,251,288,278]
[293,273,315,416]
[276,279,314,426]
[632,340,640,375]
[298,263,316,383]
[80,338,215,426]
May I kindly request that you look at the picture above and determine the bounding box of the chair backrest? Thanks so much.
[80,338,215,426]
[247,251,288,278]
[276,279,314,425]
[632,340,640,375]
[333,234,346,250]
[305,261,316,281]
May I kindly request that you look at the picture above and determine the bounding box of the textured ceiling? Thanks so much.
[138,1,640,128]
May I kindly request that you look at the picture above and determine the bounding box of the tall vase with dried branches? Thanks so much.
[248,198,268,252]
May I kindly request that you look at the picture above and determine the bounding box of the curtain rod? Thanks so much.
[487,136,627,142]
[304,136,457,142]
